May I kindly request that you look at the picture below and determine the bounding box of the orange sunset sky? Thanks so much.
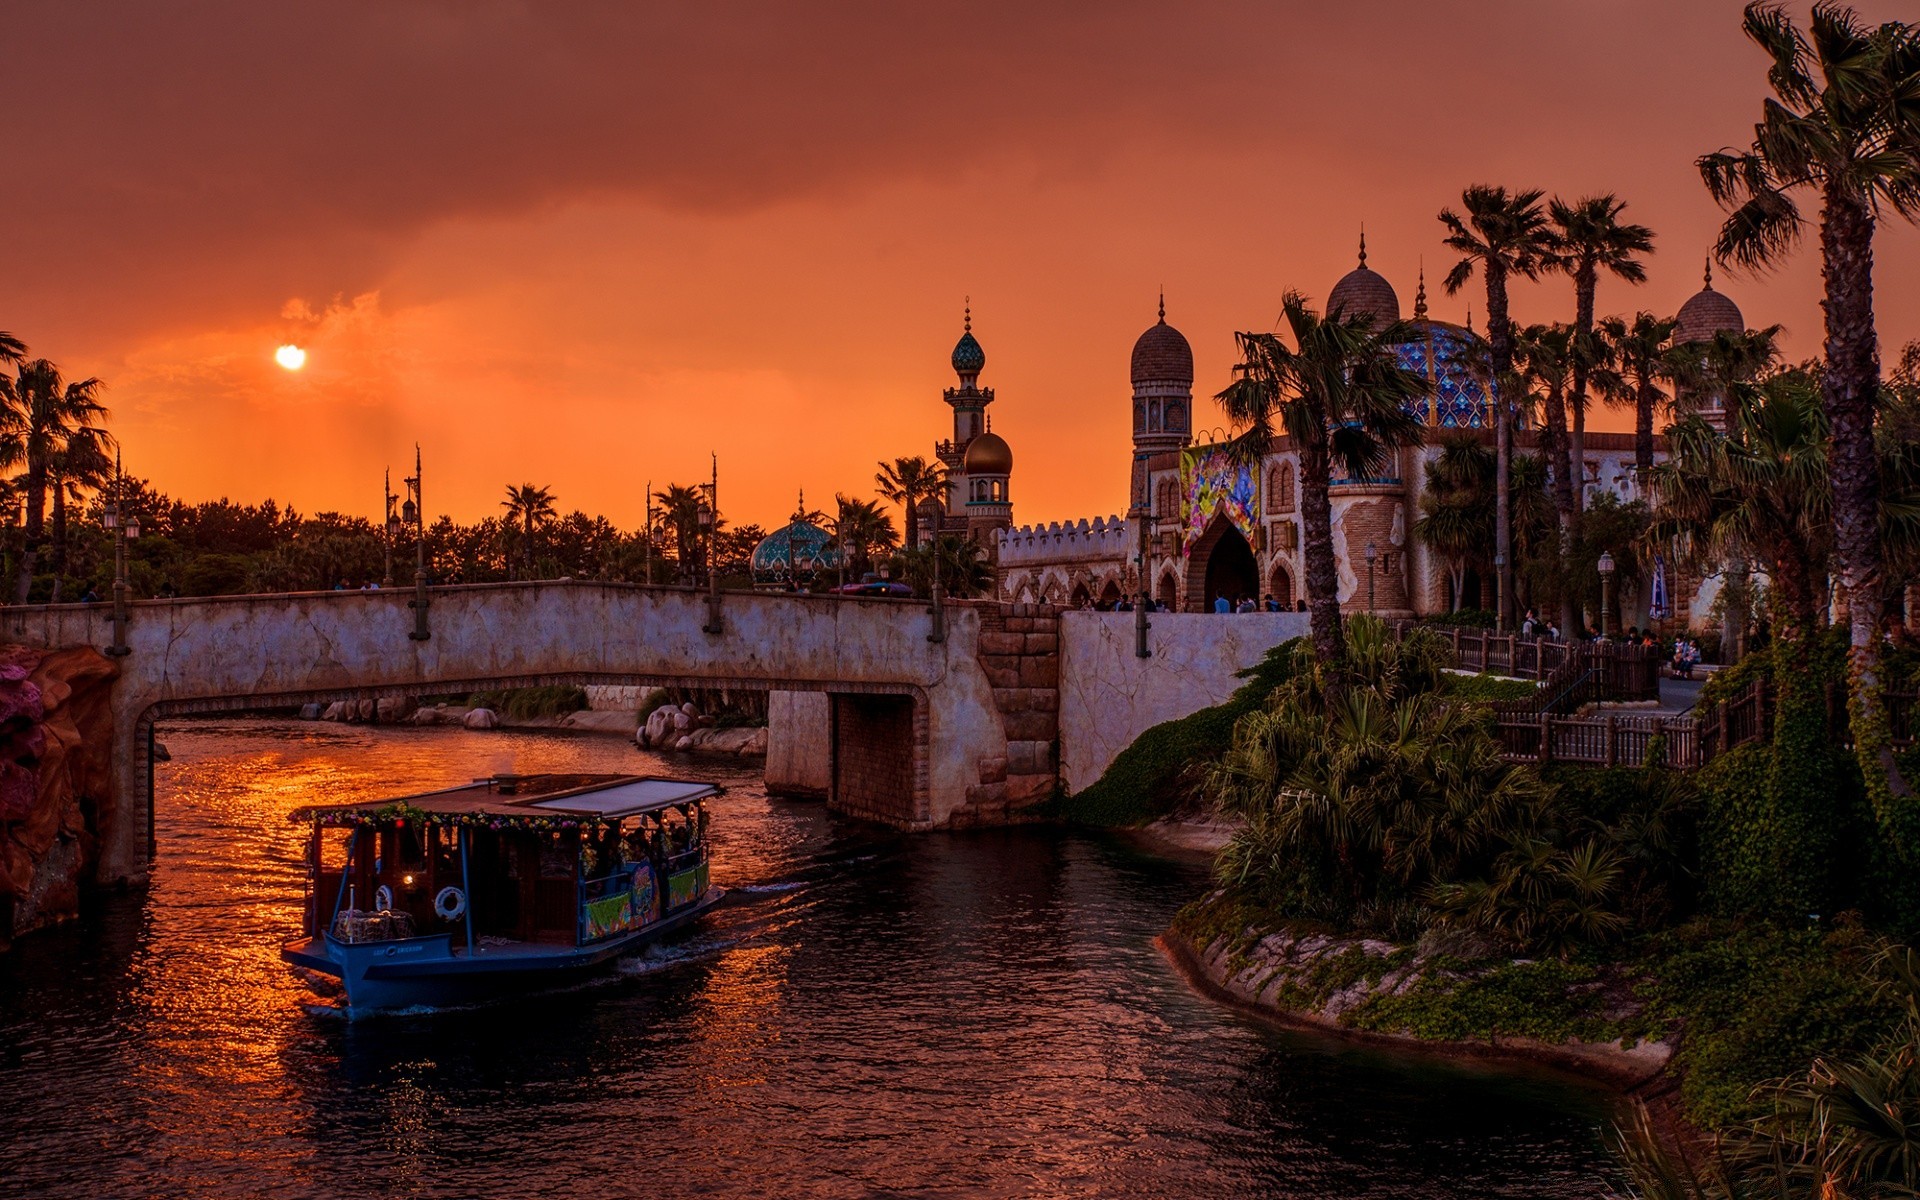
[8,1,1919,533]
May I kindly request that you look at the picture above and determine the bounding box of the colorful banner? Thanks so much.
[583,864,658,940]
[1179,447,1258,557]
[1650,553,1671,620]
[667,861,709,909]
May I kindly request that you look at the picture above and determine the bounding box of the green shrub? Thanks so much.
[1628,921,1899,1128]
[1349,958,1616,1045]
[1440,672,1540,706]
[1421,608,1498,628]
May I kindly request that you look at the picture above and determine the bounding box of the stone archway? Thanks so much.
[1068,581,1092,609]
[1157,570,1179,611]
[1183,515,1259,612]
[1268,561,1295,609]
[1097,579,1122,609]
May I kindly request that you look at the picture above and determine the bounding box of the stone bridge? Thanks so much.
[3,583,1072,893]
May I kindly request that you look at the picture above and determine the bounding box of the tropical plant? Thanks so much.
[874,456,949,551]
[893,534,993,599]
[1615,944,1920,1199]
[1214,292,1429,663]
[500,483,557,579]
[3,360,108,604]
[46,426,116,601]
[1516,323,1581,634]
[1549,193,1655,499]
[829,494,897,579]
[1598,312,1681,481]
[1440,185,1560,629]
[1699,1,1920,858]
[651,483,710,583]
[1414,433,1495,612]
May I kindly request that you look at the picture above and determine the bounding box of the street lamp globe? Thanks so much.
[1597,550,1616,577]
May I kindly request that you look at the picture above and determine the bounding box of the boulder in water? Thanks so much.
[463,707,499,730]
[298,703,323,721]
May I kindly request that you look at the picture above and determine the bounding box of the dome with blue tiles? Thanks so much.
[751,501,842,587]
[951,302,986,376]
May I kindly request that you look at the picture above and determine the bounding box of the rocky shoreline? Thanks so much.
[297,697,770,758]
[1158,920,1673,1094]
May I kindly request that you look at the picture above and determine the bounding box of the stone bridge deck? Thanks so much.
[3,582,1056,889]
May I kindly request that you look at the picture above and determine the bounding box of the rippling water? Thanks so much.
[0,719,1621,1198]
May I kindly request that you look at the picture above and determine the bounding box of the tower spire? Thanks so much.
[1358,225,1368,269]
[1413,259,1428,322]
[1158,287,1165,323]
[964,295,971,333]
[1703,255,1713,290]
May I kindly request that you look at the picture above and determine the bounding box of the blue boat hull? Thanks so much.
[283,889,723,1013]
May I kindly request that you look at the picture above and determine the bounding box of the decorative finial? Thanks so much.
[1704,255,1713,290]
[1413,259,1428,322]
[1158,287,1165,323]
[1358,225,1368,269]
[964,296,971,333]
[1466,306,1475,333]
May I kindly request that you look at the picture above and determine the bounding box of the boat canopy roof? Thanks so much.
[290,773,720,826]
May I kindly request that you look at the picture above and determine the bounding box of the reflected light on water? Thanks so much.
[0,719,1622,1199]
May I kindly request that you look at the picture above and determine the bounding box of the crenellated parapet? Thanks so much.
[995,516,1133,567]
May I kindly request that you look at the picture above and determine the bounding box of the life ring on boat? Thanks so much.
[434,886,467,921]
[373,885,394,912]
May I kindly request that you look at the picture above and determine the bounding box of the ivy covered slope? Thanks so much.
[1051,627,1534,828]
[1143,616,1920,1144]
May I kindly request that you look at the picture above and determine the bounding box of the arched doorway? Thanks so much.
[1069,581,1092,609]
[1157,571,1179,611]
[1269,562,1295,609]
[1184,515,1259,611]
[1097,580,1122,609]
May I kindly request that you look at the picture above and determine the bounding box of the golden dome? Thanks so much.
[963,431,1012,475]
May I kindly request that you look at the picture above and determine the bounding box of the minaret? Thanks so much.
[937,299,994,529]
[1128,291,1195,512]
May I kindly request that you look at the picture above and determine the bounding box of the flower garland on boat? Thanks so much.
[300,801,607,833]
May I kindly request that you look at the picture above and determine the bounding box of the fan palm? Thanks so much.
[1214,292,1429,664]
[1549,194,1655,501]
[5,360,108,604]
[47,427,117,601]
[1700,1,1920,842]
[829,494,898,579]
[874,456,949,551]
[1413,433,1496,612]
[1439,185,1559,629]
[500,483,556,579]
[651,484,708,583]
[1598,313,1681,481]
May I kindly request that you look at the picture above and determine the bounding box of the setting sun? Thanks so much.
[273,344,306,371]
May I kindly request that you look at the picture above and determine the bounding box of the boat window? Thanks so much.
[317,828,357,871]
[540,830,578,879]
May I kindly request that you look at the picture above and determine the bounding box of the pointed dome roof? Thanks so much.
[1326,232,1400,327]
[1131,293,1193,387]
[1675,259,1745,345]
[951,300,985,375]
[963,430,1012,475]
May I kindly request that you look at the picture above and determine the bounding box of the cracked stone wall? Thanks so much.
[1056,611,1311,793]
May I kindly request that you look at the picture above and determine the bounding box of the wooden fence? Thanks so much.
[1423,625,1663,703]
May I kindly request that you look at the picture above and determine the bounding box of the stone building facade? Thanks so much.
[978,243,1750,628]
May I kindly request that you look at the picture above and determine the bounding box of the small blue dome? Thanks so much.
[752,517,842,585]
[951,330,985,375]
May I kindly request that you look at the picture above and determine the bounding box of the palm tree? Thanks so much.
[829,494,898,579]
[1549,194,1655,502]
[1215,292,1428,663]
[6,360,108,604]
[874,456,949,551]
[1514,324,1580,633]
[1598,313,1680,482]
[651,484,709,583]
[1700,1,1920,841]
[0,333,24,365]
[1414,433,1496,612]
[1439,185,1558,630]
[47,426,116,601]
[500,483,556,579]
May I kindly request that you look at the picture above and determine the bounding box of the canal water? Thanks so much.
[0,720,1620,1198]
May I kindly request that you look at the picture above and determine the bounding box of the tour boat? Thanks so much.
[281,773,721,1013]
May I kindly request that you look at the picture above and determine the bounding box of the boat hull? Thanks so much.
[283,889,723,1013]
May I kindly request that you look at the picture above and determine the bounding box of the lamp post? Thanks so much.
[1364,541,1378,616]
[404,445,430,641]
[700,454,721,634]
[382,469,399,588]
[1597,550,1616,639]
[104,455,140,657]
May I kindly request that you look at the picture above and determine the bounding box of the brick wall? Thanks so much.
[964,602,1060,824]
[830,693,922,826]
